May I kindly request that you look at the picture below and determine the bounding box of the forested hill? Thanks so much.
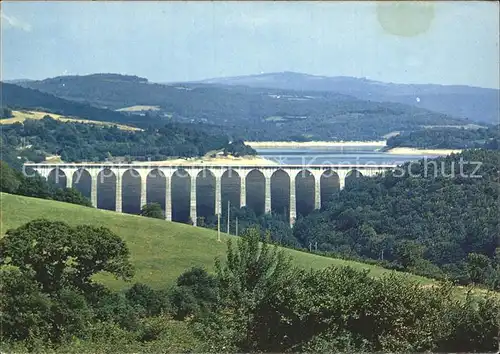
[0,117,231,169]
[17,74,467,141]
[1,82,149,127]
[293,149,500,289]
[197,71,500,125]
[387,126,500,150]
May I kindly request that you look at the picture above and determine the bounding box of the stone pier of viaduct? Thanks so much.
[25,163,396,226]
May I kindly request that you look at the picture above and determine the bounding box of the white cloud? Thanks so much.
[1,12,32,32]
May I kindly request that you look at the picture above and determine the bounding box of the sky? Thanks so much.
[1,1,499,88]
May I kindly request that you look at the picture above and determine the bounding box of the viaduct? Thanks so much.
[25,163,396,226]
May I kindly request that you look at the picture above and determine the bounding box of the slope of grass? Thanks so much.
[0,193,433,290]
[0,110,140,131]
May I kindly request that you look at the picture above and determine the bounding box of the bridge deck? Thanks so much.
[24,163,397,169]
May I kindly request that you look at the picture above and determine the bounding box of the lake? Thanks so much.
[255,146,447,165]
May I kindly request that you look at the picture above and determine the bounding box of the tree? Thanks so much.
[223,140,257,157]
[168,286,200,321]
[197,239,499,352]
[176,267,218,301]
[46,287,94,342]
[169,267,218,320]
[0,160,21,193]
[394,240,425,269]
[52,187,93,207]
[466,253,492,285]
[0,219,134,293]
[16,173,52,199]
[140,203,164,219]
[197,228,297,352]
[0,106,13,119]
[0,265,94,343]
[0,266,52,342]
[125,283,169,316]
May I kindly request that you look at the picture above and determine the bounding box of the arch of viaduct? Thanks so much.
[25,163,396,226]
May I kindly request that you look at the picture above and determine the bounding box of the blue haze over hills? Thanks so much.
[195,72,499,125]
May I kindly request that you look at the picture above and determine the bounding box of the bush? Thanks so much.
[135,316,169,342]
[140,203,164,219]
[125,283,170,316]
[0,266,52,342]
[176,267,218,302]
[168,267,218,320]
[168,286,200,320]
[0,266,95,344]
[437,292,500,351]
[48,287,94,342]
[93,291,144,331]
[52,188,92,207]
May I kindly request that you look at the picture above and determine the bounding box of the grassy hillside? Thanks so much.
[0,193,432,290]
[0,110,140,131]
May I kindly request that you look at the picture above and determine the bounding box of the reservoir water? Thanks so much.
[255,146,447,165]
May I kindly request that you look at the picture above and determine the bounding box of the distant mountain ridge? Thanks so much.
[194,71,499,125]
[4,79,35,84]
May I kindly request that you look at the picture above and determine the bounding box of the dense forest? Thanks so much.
[387,126,500,149]
[291,149,500,289]
[1,224,498,352]
[0,116,233,166]
[13,74,467,140]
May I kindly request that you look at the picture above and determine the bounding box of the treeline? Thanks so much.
[197,206,297,247]
[0,161,92,207]
[1,222,498,352]
[387,125,500,150]
[0,106,13,118]
[291,149,500,289]
[222,139,257,157]
[1,116,232,165]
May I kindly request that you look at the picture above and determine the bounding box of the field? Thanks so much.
[0,110,141,131]
[116,105,161,112]
[0,193,433,290]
